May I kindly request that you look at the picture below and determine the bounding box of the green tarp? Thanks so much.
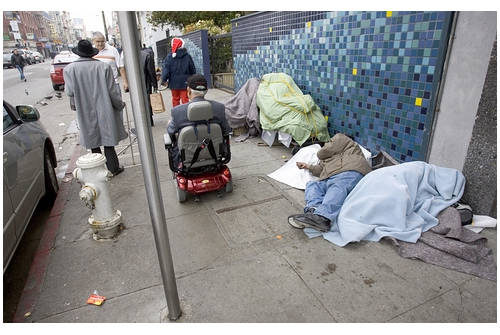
[256,73,330,145]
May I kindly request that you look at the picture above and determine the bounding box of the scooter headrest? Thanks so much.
[187,101,213,121]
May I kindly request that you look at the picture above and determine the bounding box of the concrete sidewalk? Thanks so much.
[15,88,497,323]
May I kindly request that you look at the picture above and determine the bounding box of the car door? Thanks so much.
[3,109,18,270]
[3,102,44,244]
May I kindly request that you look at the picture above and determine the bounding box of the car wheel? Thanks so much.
[44,149,59,202]
[225,181,233,193]
[176,183,187,203]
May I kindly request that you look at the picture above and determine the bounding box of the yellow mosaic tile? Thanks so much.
[352,68,357,75]
[386,11,393,17]
[415,97,422,106]
[306,21,311,28]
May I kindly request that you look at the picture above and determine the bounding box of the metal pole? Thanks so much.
[117,11,182,321]
[102,11,109,42]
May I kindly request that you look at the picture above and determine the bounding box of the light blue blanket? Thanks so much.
[304,161,466,246]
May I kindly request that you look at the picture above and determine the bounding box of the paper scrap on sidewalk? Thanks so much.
[87,293,106,306]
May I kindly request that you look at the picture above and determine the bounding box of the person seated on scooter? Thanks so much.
[167,74,231,167]
[288,133,372,232]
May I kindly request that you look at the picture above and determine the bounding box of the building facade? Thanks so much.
[136,11,182,67]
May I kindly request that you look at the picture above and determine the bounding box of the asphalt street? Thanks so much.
[3,61,54,106]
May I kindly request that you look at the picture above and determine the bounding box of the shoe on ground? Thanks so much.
[130,128,137,135]
[111,166,124,177]
[288,213,331,232]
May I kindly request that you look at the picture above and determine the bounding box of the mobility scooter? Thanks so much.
[164,100,232,202]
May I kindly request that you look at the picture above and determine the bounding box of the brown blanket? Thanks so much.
[389,207,496,281]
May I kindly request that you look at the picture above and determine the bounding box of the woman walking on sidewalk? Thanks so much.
[11,49,27,82]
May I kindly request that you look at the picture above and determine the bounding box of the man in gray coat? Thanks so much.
[64,40,127,176]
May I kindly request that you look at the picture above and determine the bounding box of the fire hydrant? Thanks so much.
[73,153,122,240]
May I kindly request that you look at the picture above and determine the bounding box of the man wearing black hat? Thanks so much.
[167,74,231,166]
[63,40,128,176]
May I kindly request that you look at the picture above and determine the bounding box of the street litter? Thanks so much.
[87,292,106,306]
[24,312,31,318]
[58,122,66,126]
[464,215,497,233]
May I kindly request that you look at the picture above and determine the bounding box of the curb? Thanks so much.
[13,144,83,323]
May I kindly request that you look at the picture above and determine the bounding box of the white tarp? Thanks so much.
[268,143,372,190]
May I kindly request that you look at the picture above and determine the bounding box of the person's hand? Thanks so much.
[296,162,309,169]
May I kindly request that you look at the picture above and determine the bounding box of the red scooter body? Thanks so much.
[176,165,231,195]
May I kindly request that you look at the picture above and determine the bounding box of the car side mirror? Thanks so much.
[16,105,40,122]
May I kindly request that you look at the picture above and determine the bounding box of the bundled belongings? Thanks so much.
[256,73,330,145]
[224,78,261,137]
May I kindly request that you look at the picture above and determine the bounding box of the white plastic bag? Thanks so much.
[268,144,321,189]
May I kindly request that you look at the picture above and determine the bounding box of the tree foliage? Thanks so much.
[149,11,249,32]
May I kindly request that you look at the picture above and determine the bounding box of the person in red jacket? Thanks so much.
[160,37,196,107]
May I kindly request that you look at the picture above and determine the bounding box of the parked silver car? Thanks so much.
[32,51,45,63]
[3,100,59,272]
[3,50,13,68]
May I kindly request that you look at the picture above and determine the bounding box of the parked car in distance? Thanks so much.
[3,50,13,68]
[50,51,78,91]
[18,49,35,65]
[32,51,45,63]
[3,100,59,272]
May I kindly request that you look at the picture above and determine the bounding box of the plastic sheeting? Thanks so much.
[268,143,372,190]
[261,130,293,148]
[256,73,330,145]
[268,144,321,189]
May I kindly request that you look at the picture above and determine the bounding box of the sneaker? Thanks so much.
[288,213,331,232]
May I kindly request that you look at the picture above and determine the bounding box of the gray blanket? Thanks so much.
[224,78,261,136]
[389,207,496,281]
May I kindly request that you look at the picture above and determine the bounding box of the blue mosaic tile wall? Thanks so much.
[181,30,212,87]
[232,11,453,162]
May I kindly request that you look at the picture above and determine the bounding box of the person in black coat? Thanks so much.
[142,49,158,126]
[160,37,196,107]
[11,49,27,81]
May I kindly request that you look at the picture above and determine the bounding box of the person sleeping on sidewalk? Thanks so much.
[288,133,372,232]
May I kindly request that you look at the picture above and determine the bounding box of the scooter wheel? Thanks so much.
[225,181,233,193]
[176,184,187,202]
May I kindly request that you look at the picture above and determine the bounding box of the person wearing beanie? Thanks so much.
[63,39,127,177]
[160,37,196,107]
[167,74,231,167]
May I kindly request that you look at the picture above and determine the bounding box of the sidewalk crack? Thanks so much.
[279,252,338,322]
